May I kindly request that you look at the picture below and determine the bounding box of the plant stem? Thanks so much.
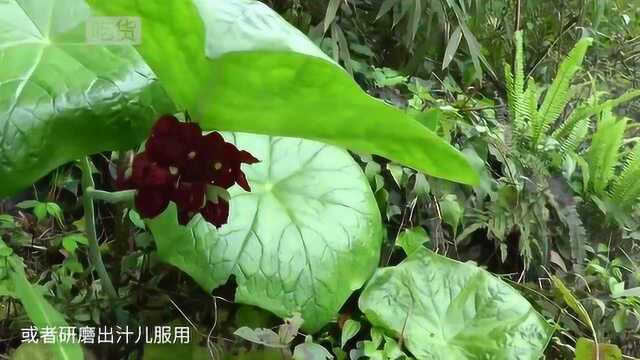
[86,189,136,204]
[79,157,124,323]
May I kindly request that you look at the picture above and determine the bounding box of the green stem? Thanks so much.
[86,188,136,204]
[79,157,124,323]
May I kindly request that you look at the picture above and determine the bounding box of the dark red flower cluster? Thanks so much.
[119,115,258,227]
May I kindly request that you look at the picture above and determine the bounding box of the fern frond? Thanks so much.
[505,32,527,129]
[513,31,525,111]
[611,142,640,208]
[504,62,516,115]
[518,79,538,139]
[553,89,640,140]
[560,117,589,154]
[587,110,627,195]
[530,37,593,150]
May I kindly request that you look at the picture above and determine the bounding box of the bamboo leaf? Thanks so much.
[442,27,463,70]
[551,276,594,331]
[376,0,400,20]
[323,0,342,33]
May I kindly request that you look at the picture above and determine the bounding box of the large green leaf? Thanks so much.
[148,134,382,332]
[86,0,478,185]
[144,202,229,293]
[358,249,554,359]
[0,0,175,197]
[2,243,83,360]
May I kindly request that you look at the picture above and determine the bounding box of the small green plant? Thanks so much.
[348,327,410,360]
[1,239,84,359]
[15,200,64,225]
[233,314,333,360]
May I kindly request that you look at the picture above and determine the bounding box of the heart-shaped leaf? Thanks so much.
[148,134,382,332]
[0,0,175,197]
[86,0,479,185]
[359,249,554,359]
[395,227,429,256]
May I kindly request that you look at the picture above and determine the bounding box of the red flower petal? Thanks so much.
[146,134,187,166]
[212,169,236,189]
[131,153,175,188]
[237,150,259,164]
[171,182,206,212]
[147,116,203,167]
[235,171,251,191]
[190,133,259,189]
[201,199,229,228]
[206,143,240,187]
[179,122,203,144]
[181,132,226,183]
[147,165,175,188]
[135,188,170,218]
[131,152,151,182]
[200,132,225,153]
[151,114,181,137]
[180,145,211,183]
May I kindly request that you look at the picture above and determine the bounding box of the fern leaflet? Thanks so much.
[587,110,626,195]
[553,89,640,141]
[530,37,593,150]
[611,142,640,209]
